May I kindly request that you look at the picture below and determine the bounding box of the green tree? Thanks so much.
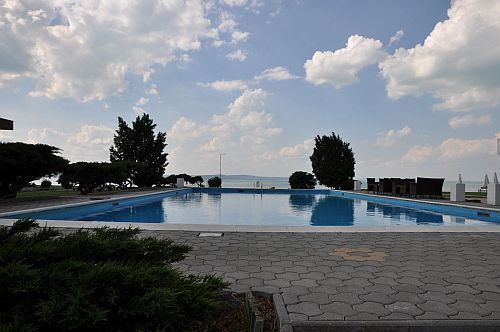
[59,162,137,194]
[58,162,109,194]
[289,171,316,189]
[192,175,204,187]
[110,114,168,187]
[310,133,355,189]
[0,143,68,198]
[164,174,178,186]
[40,180,52,189]
[207,176,221,188]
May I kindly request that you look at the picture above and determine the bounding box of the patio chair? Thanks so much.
[379,178,394,195]
[415,177,445,198]
[367,178,378,193]
[394,178,415,197]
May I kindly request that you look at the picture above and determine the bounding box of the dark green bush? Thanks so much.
[40,180,52,189]
[289,171,316,189]
[0,219,228,331]
[208,176,221,188]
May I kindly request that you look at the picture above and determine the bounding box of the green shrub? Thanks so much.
[40,180,52,189]
[0,219,228,331]
[208,176,221,188]
[289,171,317,189]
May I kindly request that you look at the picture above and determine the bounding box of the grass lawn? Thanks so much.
[442,191,487,200]
[15,186,80,200]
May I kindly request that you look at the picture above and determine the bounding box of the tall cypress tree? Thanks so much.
[310,132,355,189]
[110,114,168,187]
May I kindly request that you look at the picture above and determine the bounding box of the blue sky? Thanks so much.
[1,0,499,180]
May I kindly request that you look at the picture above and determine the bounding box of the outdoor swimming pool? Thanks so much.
[2,188,499,227]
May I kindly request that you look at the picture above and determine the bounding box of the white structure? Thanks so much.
[176,177,185,188]
[483,174,490,188]
[487,172,500,205]
[353,180,362,191]
[450,174,465,202]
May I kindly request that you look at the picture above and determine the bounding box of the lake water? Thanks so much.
[218,177,484,192]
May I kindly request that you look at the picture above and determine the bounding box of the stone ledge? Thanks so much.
[289,319,500,332]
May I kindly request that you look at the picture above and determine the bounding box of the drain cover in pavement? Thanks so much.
[198,232,223,237]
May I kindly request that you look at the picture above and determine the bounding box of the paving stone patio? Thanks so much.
[153,230,500,327]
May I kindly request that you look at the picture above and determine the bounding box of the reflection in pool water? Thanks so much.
[72,192,497,226]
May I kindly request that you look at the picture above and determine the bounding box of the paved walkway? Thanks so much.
[154,230,500,327]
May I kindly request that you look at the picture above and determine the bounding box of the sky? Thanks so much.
[0,0,499,180]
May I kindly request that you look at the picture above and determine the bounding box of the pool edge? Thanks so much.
[0,219,499,232]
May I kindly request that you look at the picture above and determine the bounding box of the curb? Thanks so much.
[286,319,500,332]
[272,294,500,332]
[273,293,293,332]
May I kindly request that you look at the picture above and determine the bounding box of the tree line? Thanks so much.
[0,113,355,198]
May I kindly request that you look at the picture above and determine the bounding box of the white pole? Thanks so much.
[219,153,226,188]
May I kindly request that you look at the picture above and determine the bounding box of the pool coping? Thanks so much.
[0,188,193,219]
[0,219,499,232]
[0,188,499,233]
[335,190,499,213]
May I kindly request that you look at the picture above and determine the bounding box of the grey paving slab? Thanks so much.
[288,302,322,317]
[353,301,391,316]
[321,301,356,317]
[42,228,500,328]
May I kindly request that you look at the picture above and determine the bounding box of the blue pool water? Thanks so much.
[4,189,499,227]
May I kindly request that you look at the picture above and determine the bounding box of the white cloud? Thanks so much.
[136,97,149,106]
[147,84,158,95]
[195,89,282,153]
[376,126,411,147]
[401,145,434,164]
[0,131,14,142]
[437,137,497,160]
[212,39,225,48]
[133,106,145,114]
[379,0,500,112]
[177,54,192,66]
[65,124,115,162]
[221,0,247,7]
[402,133,499,164]
[279,139,314,157]
[213,11,250,46]
[448,114,492,129]
[168,117,208,142]
[0,0,227,101]
[197,136,226,152]
[67,125,114,146]
[226,49,247,62]
[226,89,267,117]
[199,80,248,92]
[304,35,387,88]
[25,125,114,162]
[27,127,66,145]
[254,66,299,81]
[231,30,250,44]
[389,29,404,46]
